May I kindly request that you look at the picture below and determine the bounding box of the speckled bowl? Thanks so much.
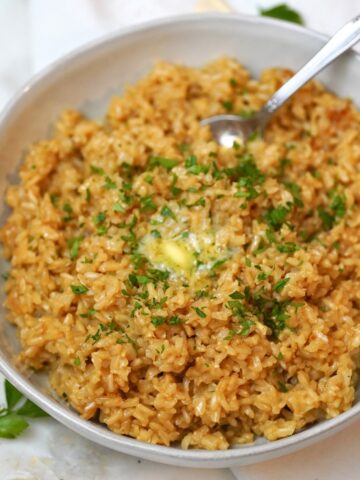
[1,13,360,468]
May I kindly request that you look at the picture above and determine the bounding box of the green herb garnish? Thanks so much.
[276,242,299,254]
[273,277,290,293]
[102,176,116,190]
[192,306,206,318]
[149,156,178,171]
[0,380,48,439]
[259,4,304,25]
[70,284,89,294]
[90,165,105,175]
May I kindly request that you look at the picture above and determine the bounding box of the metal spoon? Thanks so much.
[201,15,360,147]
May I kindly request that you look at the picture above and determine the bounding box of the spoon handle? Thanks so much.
[262,14,360,116]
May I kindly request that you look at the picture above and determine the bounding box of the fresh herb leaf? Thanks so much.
[102,176,116,190]
[278,381,289,393]
[70,284,89,294]
[73,357,81,366]
[238,109,255,119]
[0,413,29,439]
[90,165,105,175]
[276,242,299,254]
[185,155,209,175]
[330,193,346,218]
[113,202,124,213]
[222,100,233,112]
[150,229,161,239]
[63,202,73,214]
[16,399,49,418]
[68,236,83,260]
[273,277,290,293]
[318,208,335,230]
[93,211,106,225]
[284,182,303,208]
[140,196,157,213]
[128,274,151,287]
[50,193,59,207]
[160,205,176,220]
[192,306,206,318]
[151,316,166,326]
[168,315,181,325]
[259,4,304,25]
[149,156,178,170]
[5,380,22,410]
[264,205,291,230]
[230,291,243,299]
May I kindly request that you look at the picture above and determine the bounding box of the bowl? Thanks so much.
[1,13,360,469]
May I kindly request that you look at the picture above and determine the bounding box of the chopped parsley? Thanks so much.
[185,155,209,175]
[50,193,59,207]
[222,100,233,112]
[168,315,181,325]
[93,211,106,225]
[278,381,288,393]
[151,316,166,326]
[73,357,81,366]
[192,306,206,318]
[70,284,89,294]
[102,176,116,190]
[128,274,151,287]
[149,156,178,171]
[150,229,161,239]
[273,277,290,293]
[230,291,243,300]
[284,182,303,208]
[68,236,83,260]
[160,205,176,220]
[276,242,299,254]
[113,202,124,213]
[264,205,291,230]
[140,195,157,213]
[90,165,105,175]
[85,188,91,203]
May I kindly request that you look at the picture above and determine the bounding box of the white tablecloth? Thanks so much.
[0,1,359,479]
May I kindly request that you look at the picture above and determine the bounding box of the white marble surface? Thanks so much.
[1,1,360,479]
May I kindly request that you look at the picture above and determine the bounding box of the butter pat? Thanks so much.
[143,238,195,274]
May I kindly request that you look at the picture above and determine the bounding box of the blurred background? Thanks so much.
[0,0,359,110]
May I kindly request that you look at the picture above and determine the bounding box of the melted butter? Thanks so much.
[142,238,195,275]
[141,225,232,280]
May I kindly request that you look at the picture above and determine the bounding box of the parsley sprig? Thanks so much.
[0,380,48,438]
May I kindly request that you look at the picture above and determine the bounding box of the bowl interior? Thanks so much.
[1,13,360,468]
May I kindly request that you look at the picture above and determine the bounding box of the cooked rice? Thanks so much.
[2,57,360,450]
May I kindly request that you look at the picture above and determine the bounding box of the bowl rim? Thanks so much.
[1,11,360,466]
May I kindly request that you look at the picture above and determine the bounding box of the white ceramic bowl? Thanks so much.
[1,13,360,469]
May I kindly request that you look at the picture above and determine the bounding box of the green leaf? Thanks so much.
[276,242,299,254]
[70,284,89,294]
[149,156,178,170]
[274,277,290,293]
[16,399,49,418]
[90,165,105,175]
[5,380,23,410]
[68,236,83,260]
[102,176,117,190]
[259,4,304,25]
[192,306,206,318]
[0,413,29,438]
[151,316,166,327]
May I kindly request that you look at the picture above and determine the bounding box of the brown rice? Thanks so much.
[1,57,360,450]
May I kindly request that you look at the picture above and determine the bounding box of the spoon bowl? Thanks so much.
[201,14,360,146]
